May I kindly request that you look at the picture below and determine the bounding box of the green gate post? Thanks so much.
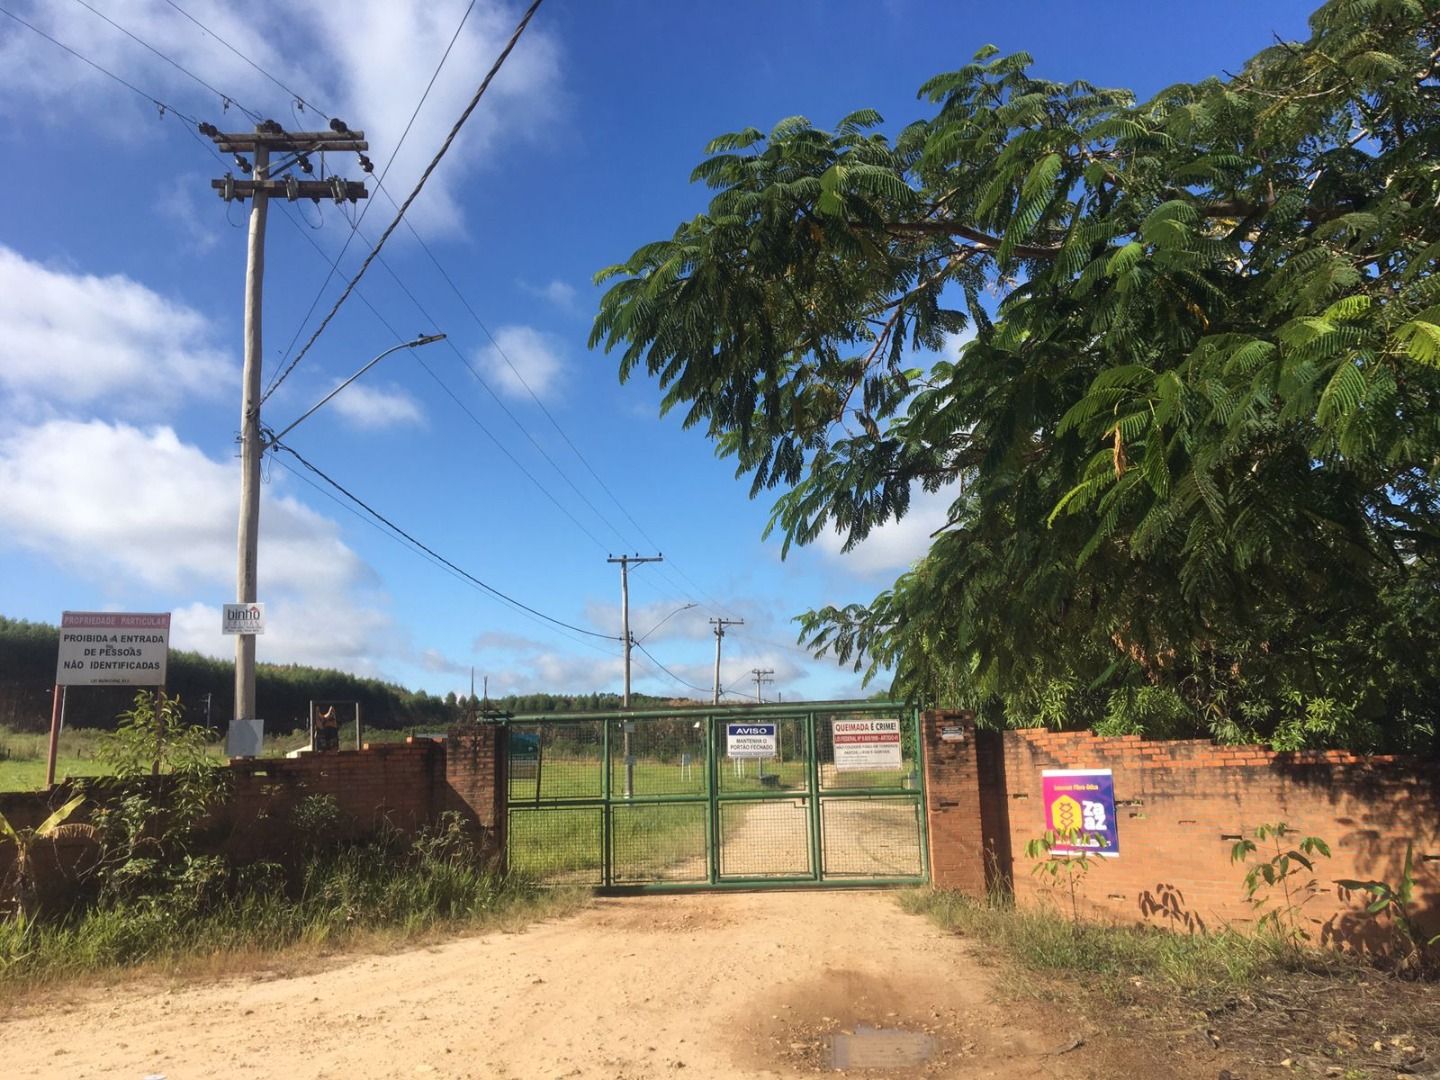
[806,711,822,882]
[706,713,719,885]
[602,717,612,888]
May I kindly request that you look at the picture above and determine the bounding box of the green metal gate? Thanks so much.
[504,701,928,891]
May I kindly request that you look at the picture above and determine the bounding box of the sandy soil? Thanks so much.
[1,891,1196,1079]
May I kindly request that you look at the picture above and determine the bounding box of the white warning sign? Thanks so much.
[832,717,903,771]
[55,611,171,687]
[726,722,778,759]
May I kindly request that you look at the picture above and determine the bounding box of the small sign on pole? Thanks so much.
[222,602,266,635]
[832,717,903,771]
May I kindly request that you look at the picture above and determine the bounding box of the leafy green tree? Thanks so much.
[593,0,1440,752]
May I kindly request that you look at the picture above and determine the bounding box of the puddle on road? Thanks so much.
[830,1025,937,1069]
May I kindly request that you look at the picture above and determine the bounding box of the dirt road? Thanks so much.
[2,891,1173,1079]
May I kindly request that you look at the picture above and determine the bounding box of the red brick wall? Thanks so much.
[922,716,1440,946]
[921,711,988,896]
[444,723,507,862]
[219,739,443,861]
[1,728,508,886]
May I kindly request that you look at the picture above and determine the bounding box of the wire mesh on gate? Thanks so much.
[610,801,709,884]
[507,806,603,886]
[609,715,706,799]
[820,797,924,878]
[508,720,603,804]
[718,798,812,879]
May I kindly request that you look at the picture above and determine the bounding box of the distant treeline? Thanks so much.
[0,617,680,732]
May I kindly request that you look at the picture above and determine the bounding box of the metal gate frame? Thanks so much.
[504,700,929,892]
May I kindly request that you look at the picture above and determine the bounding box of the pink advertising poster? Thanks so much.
[1041,769,1119,857]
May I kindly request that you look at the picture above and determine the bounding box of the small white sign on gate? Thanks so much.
[832,717,903,771]
[726,722,777,759]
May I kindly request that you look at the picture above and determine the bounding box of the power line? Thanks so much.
[0,3,199,123]
[633,641,712,696]
[261,0,545,406]
[160,0,330,119]
[68,0,262,121]
[270,439,620,643]
[368,179,734,616]
[268,452,614,657]
[408,352,612,552]
[267,0,479,395]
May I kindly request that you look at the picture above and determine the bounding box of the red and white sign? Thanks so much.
[832,717,903,771]
[55,611,170,687]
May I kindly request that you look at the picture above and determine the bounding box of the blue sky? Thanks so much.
[0,0,1318,705]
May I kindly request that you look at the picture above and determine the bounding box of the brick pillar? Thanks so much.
[445,722,507,863]
[922,710,988,896]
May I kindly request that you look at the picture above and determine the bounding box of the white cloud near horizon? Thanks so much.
[476,324,565,400]
[0,419,411,678]
[0,245,233,416]
[0,419,363,594]
[0,0,563,236]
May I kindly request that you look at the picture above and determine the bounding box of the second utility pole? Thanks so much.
[710,618,744,705]
[608,553,662,798]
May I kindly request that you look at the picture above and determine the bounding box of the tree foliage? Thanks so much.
[594,0,1440,752]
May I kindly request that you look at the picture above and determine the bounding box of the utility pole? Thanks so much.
[709,618,744,705]
[209,120,369,725]
[751,668,775,704]
[608,553,662,799]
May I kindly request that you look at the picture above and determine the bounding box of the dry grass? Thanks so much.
[902,888,1440,1078]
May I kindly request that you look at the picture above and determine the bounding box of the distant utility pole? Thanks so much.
[710,618,744,705]
[208,120,369,725]
[751,668,775,704]
[608,553,662,799]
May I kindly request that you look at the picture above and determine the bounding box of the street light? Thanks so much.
[265,333,445,447]
[636,602,697,643]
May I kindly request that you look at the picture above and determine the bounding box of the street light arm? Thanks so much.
[264,333,445,447]
[636,602,697,643]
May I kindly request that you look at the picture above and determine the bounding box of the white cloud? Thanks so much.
[476,324,564,400]
[0,1,563,235]
[0,245,232,415]
[0,418,409,676]
[0,419,364,594]
[522,278,578,310]
[326,380,425,429]
[172,598,395,675]
[815,482,960,577]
